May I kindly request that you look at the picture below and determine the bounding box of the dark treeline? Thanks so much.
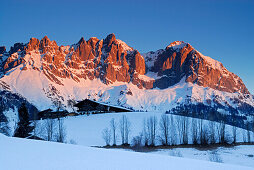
[167,103,254,131]
[0,103,67,143]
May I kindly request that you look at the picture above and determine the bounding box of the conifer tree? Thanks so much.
[14,103,34,138]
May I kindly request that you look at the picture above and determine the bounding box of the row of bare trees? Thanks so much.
[102,115,131,146]
[102,114,254,147]
[33,118,67,143]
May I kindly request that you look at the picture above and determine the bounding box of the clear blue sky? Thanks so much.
[0,0,253,94]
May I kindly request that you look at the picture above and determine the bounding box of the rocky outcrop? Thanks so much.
[147,41,249,94]
[0,46,6,54]
[0,35,250,94]
[9,43,25,54]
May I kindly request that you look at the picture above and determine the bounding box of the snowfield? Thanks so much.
[24,111,254,168]
[47,112,253,146]
[1,134,254,170]
[1,63,253,113]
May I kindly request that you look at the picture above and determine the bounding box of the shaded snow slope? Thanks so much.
[0,134,253,170]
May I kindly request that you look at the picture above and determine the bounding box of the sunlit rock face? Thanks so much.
[144,41,249,94]
[0,34,249,94]
[0,34,253,115]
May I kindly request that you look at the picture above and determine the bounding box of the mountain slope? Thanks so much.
[0,34,253,115]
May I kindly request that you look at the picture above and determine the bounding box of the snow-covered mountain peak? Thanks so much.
[0,35,252,114]
[166,41,188,50]
[116,39,134,52]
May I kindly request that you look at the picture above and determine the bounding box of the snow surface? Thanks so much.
[152,145,254,168]
[33,112,252,147]
[116,39,134,52]
[142,49,164,69]
[1,134,253,170]
[26,111,254,168]
[2,65,253,113]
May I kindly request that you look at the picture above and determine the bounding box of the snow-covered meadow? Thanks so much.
[36,112,253,146]
[25,111,254,168]
[1,133,254,170]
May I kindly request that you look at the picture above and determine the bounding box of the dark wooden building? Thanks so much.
[38,109,68,119]
[74,99,132,114]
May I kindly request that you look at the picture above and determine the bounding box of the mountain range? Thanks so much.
[0,33,253,119]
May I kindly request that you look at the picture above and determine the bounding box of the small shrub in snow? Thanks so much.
[69,139,77,145]
[209,151,223,163]
[131,134,143,149]
[170,150,182,157]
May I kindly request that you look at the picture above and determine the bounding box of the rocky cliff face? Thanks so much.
[0,46,6,54]
[0,34,250,95]
[0,34,253,115]
[1,34,147,88]
[143,41,249,94]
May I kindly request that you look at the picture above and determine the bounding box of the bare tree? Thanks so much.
[147,116,157,146]
[217,119,226,144]
[142,119,149,146]
[57,118,66,143]
[159,114,170,146]
[67,99,76,112]
[232,125,237,144]
[242,128,247,143]
[53,100,63,112]
[192,118,198,145]
[201,123,209,145]
[231,116,237,144]
[33,119,39,137]
[176,115,188,144]
[110,118,117,146]
[170,115,176,145]
[198,118,209,145]
[32,120,45,139]
[45,118,56,141]
[176,116,183,144]
[119,115,131,145]
[182,116,189,145]
[102,128,111,146]
[247,123,251,143]
[209,121,216,144]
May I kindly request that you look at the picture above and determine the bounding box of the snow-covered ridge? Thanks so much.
[142,49,164,69]
[116,39,134,52]
[167,41,187,49]
[0,35,252,115]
